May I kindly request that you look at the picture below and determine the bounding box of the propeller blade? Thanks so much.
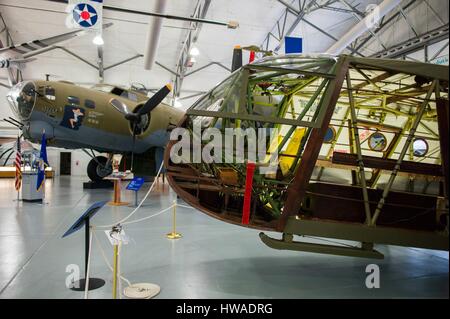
[3,149,14,166]
[3,118,22,128]
[9,117,23,126]
[231,45,243,72]
[109,98,131,115]
[138,84,172,115]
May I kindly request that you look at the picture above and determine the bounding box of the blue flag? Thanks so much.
[37,132,49,191]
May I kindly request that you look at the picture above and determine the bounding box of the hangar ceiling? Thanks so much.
[0,0,448,124]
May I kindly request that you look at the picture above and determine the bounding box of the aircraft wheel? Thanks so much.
[87,156,112,181]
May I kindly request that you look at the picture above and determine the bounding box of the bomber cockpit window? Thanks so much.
[127,92,138,102]
[85,99,96,109]
[68,96,80,105]
[111,87,125,96]
[110,87,138,102]
[44,86,56,101]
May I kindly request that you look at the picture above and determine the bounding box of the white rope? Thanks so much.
[176,204,195,210]
[87,164,194,298]
[96,161,165,229]
[84,227,93,299]
[90,201,181,298]
[121,205,174,226]
[92,230,131,287]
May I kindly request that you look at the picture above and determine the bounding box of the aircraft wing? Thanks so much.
[0,23,112,58]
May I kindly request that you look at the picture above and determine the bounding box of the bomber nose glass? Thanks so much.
[6,81,37,120]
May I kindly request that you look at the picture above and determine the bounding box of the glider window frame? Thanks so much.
[413,138,429,157]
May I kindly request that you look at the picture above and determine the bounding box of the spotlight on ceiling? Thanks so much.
[93,34,104,46]
[173,98,183,108]
[189,47,200,56]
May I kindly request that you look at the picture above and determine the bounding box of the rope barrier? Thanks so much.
[92,230,131,299]
[121,205,175,226]
[96,161,165,229]
[85,162,195,298]
[176,204,195,210]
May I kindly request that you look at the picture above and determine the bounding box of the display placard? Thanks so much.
[62,201,107,238]
[126,177,145,191]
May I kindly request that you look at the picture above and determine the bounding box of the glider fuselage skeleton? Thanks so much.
[164,54,449,258]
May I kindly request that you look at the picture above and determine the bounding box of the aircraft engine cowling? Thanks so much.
[0,58,32,69]
[129,103,151,136]
[0,58,10,68]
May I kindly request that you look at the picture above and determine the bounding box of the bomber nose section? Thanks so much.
[6,81,37,121]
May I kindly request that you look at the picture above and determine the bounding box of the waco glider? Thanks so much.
[164,51,449,259]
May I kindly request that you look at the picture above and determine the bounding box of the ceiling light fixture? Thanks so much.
[93,34,104,46]
[173,98,183,108]
[189,47,200,56]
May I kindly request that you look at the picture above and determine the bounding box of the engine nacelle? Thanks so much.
[0,58,10,68]
[129,103,151,136]
[0,58,34,69]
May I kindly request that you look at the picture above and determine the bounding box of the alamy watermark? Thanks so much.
[169,122,280,174]
[65,264,80,289]
[365,264,380,289]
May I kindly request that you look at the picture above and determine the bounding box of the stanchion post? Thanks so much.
[166,200,182,239]
[112,244,119,299]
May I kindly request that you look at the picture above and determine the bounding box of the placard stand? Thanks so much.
[126,177,145,207]
[63,201,107,291]
[70,218,106,291]
[133,190,138,207]
[108,178,129,206]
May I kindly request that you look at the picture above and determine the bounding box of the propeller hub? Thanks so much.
[125,113,140,122]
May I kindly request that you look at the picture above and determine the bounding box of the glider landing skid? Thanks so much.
[259,232,384,259]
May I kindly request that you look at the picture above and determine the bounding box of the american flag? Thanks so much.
[15,136,22,191]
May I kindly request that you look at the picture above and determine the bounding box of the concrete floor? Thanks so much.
[0,176,448,299]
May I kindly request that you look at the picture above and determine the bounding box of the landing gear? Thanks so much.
[87,156,113,182]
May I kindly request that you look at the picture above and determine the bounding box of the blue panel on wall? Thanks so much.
[285,36,303,54]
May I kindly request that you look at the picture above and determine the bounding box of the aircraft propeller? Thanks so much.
[109,83,172,171]
[124,84,172,124]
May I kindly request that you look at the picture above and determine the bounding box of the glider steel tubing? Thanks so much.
[346,71,371,225]
[370,81,438,226]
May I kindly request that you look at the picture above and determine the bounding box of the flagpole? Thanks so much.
[15,135,22,203]
[42,173,46,204]
[42,129,46,204]
[37,129,48,204]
